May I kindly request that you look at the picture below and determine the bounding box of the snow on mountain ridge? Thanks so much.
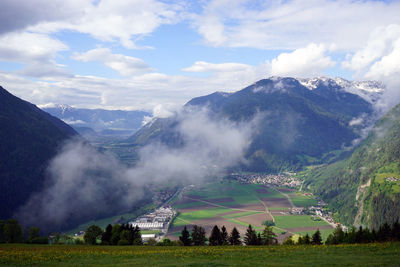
[297,77,384,104]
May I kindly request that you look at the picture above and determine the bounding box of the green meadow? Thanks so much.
[1,243,399,266]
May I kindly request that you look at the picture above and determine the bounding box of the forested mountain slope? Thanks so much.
[0,86,77,219]
[306,103,400,229]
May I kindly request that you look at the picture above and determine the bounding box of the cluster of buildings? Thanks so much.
[230,173,301,188]
[129,205,175,240]
[386,176,399,182]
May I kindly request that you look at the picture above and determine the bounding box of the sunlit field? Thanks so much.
[1,243,399,266]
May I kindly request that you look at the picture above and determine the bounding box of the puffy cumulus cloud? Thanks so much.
[0,31,71,79]
[0,32,68,63]
[343,25,400,75]
[343,24,400,112]
[193,0,400,50]
[270,43,335,77]
[72,48,154,77]
[0,0,89,34]
[30,0,184,49]
[16,107,255,231]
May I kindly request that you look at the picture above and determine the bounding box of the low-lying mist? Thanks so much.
[15,107,257,232]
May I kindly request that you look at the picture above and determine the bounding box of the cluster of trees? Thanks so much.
[325,222,400,245]
[283,230,322,245]
[0,219,48,244]
[178,224,277,246]
[85,224,142,245]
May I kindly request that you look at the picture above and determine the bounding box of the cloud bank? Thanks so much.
[15,107,255,231]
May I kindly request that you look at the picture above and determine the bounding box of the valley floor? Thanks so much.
[1,243,399,266]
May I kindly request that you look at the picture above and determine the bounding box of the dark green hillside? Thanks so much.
[127,77,374,172]
[0,86,77,219]
[306,103,400,228]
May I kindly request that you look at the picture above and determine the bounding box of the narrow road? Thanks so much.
[242,187,275,223]
[270,187,295,208]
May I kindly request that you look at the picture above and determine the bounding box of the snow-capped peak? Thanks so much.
[296,77,385,104]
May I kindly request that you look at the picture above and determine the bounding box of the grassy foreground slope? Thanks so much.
[1,243,399,266]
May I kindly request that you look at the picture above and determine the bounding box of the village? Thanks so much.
[228,172,346,231]
[229,172,302,188]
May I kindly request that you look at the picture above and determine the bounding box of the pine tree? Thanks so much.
[179,226,192,246]
[261,225,277,245]
[229,227,241,245]
[311,229,322,245]
[244,225,257,245]
[132,225,142,245]
[221,226,228,245]
[191,225,206,246]
[101,224,113,245]
[111,224,121,245]
[304,233,311,245]
[209,225,223,246]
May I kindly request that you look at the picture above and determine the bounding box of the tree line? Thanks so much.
[1,218,399,246]
[178,224,278,246]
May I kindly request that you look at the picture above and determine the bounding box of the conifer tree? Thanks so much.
[229,227,241,245]
[221,226,228,245]
[304,233,311,245]
[101,224,113,245]
[209,225,222,246]
[179,226,192,246]
[191,225,206,246]
[311,229,322,245]
[261,225,277,245]
[244,225,257,245]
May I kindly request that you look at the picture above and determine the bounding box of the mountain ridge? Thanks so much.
[127,76,378,172]
[0,86,78,220]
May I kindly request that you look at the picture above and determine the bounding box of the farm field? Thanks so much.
[1,243,399,266]
[168,181,333,242]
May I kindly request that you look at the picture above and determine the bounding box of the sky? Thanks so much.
[1,0,400,113]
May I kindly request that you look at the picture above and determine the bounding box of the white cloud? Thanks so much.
[270,43,335,77]
[30,0,183,49]
[0,32,68,63]
[193,0,400,50]
[72,48,154,76]
[182,61,253,72]
[0,0,89,34]
[343,24,400,111]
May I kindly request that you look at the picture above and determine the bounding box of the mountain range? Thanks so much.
[41,104,150,138]
[127,77,383,172]
[0,86,77,220]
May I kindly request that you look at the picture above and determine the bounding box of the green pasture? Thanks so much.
[171,207,237,227]
[222,211,263,219]
[289,194,318,207]
[1,243,399,266]
[274,215,329,229]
